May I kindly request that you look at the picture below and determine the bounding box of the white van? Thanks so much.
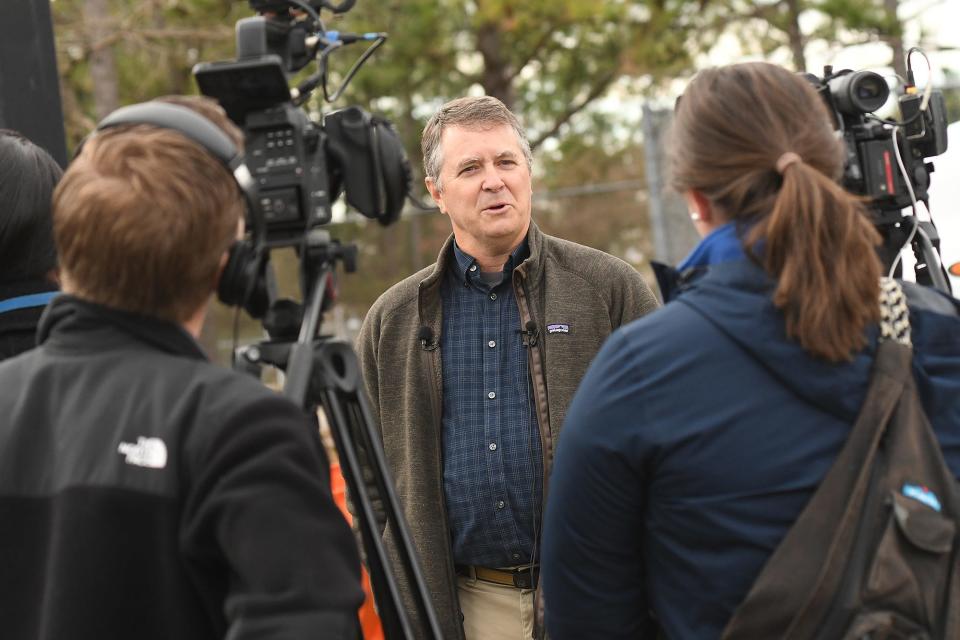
[904,120,959,294]
[929,121,960,293]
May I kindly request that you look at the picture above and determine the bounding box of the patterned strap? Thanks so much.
[879,277,911,346]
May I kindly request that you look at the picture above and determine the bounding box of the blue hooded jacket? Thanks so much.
[541,224,960,639]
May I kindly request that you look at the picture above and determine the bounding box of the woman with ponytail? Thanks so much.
[540,62,960,639]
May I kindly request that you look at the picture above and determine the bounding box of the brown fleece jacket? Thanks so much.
[357,221,659,639]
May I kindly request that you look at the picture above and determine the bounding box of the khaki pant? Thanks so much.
[457,574,536,640]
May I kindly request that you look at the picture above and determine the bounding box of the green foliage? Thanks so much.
[704,0,906,72]
[326,0,698,153]
[52,0,244,147]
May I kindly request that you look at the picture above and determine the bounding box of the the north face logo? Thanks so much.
[118,437,168,469]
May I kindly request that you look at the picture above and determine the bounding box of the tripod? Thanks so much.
[234,229,443,640]
[877,213,953,296]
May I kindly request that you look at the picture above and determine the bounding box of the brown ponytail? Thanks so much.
[670,62,882,362]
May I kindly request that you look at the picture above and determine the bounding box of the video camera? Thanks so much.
[191,6,444,638]
[192,0,411,318]
[803,51,951,291]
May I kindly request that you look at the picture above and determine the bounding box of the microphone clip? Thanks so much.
[417,326,439,351]
[521,321,540,348]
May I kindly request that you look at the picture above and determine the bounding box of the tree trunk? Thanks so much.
[783,0,807,72]
[83,0,119,119]
[883,0,906,79]
[476,21,515,109]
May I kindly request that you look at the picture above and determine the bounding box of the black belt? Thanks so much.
[456,564,539,590]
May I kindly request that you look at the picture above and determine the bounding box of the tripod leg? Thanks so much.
[912,224,952,294]
[313,340,444,640]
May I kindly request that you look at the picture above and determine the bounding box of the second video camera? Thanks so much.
[805,64,948,220]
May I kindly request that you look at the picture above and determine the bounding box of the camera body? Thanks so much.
[805,67,949,223]
[192,12,409,248]
[191,1,410,320]
[805,64,951,292]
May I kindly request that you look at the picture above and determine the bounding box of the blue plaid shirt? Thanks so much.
[441,241,544,568]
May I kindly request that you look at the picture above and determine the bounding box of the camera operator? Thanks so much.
[0,130,62,360]
[357,95,659,640]
[540,62,960,639]
[0,96,364,640]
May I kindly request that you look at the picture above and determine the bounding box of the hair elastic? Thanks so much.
[776,151,802,174]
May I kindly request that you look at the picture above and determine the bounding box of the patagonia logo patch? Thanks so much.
[902,483,941,512]
[547,324,570,334]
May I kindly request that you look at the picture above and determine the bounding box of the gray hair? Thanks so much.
[421,96,533,191]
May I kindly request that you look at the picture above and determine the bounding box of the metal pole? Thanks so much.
[642,103,671,262]
[0,0,68,166]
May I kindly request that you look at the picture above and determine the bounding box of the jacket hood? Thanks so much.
[677,239,877,423]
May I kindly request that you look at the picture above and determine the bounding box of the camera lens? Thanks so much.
[856,76,884,101]
[828,70,889,115]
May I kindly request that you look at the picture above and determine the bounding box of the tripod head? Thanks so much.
[233,229,355,397]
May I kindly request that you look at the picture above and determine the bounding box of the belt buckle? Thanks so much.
[511,566,538,589]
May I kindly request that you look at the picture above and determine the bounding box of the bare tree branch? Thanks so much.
[504,24,558,86]
[529,68,619,150]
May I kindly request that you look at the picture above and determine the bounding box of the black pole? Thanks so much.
[0,0,68,167]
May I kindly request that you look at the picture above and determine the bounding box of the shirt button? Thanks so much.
[469,264,477,272]
[489,442,497,451]
[488,391,496,399]
[497,500,505,509]
[488,340,496,348]
[489,292,497,301]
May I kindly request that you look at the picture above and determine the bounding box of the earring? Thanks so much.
[689,211,701,221]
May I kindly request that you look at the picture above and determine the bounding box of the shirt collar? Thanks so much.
[452,239,530,285]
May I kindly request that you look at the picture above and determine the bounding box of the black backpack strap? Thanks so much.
[720,280,914,639]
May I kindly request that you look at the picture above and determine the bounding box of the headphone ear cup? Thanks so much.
[217,241,247,308]
[371,118,411,226]
[217,240,269,318]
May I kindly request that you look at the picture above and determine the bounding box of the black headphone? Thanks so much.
[323,106,412,226]
[91,101,270,318]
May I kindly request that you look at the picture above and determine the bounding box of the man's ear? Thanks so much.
[214,246,232,292]
[425,176,445,214]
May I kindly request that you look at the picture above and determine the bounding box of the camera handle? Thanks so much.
[236,232,444,640]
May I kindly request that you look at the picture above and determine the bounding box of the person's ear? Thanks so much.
[684,189,722,238]
[425,176,446,215]
[684,189,714,224]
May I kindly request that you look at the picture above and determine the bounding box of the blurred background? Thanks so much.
[41,0,960,363]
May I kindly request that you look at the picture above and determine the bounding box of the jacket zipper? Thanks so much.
[418,284,464,639]
[513,270,553,507]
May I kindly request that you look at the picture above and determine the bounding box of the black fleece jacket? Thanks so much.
[0,296,363,640]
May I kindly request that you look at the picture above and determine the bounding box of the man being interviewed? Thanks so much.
[357,95,659,640]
